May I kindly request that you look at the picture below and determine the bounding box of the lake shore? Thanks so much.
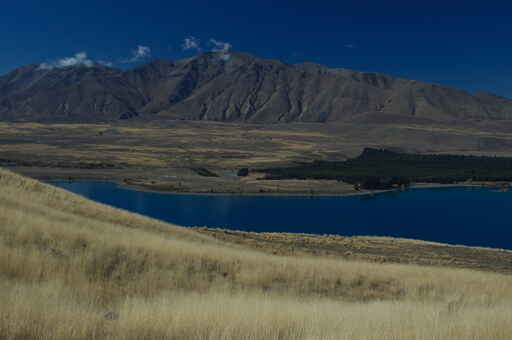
[6,166,367,196]
[45,176,512,254]
[16,168,512,275]
[117,181,481,197]
[13,166,486,197]
[193,227,512,275]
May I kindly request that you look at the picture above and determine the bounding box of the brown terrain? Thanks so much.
[1,51,512,123]
[2,51,512,193]
[3,118,512,194]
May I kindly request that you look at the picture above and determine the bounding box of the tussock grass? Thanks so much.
[1,168,512,339]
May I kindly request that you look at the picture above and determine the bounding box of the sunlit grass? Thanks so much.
[1,168,511,339]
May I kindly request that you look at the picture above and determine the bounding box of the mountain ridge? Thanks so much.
[1,51,511,123]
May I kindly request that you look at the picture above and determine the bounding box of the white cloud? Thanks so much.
[344,44,356,49]
[210,39,232,53]
[209,39,232,61]
[182,36,201,52]
[122,45,152,63]
[39,52,104,70]
[179,37,233,59]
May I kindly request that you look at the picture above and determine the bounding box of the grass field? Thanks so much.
[1,168,512,339]
[5,119,512,195]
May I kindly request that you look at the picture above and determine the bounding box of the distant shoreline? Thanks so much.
[6,165,494,198]
[121,181,480,197]
[43,175,481,198]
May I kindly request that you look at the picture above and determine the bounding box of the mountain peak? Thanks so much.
[1,52,511,123]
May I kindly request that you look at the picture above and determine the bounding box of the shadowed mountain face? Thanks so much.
[1,52,511,123]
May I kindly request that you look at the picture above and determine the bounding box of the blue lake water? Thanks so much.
[48,181,512,249]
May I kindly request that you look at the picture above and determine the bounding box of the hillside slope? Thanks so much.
[1,52,512,123]
[1,168,512,339]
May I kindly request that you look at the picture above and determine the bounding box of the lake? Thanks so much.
[48,180,512,249]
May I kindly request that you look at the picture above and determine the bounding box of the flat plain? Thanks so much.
[5,116,512,194]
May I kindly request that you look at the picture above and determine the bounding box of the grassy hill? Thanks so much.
[1,168,512,339]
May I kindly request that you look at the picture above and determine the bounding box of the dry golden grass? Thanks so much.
[1,168,512,339]
[196,228,512,274]
[6,120,512,175]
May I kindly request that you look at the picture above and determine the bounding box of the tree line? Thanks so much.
[259,148,512,189]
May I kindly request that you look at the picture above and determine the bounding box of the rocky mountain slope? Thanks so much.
[1,51,511,123]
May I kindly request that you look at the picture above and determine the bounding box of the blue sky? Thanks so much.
[1,1,511,97]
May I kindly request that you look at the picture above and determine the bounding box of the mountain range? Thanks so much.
[1,51,511,123]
